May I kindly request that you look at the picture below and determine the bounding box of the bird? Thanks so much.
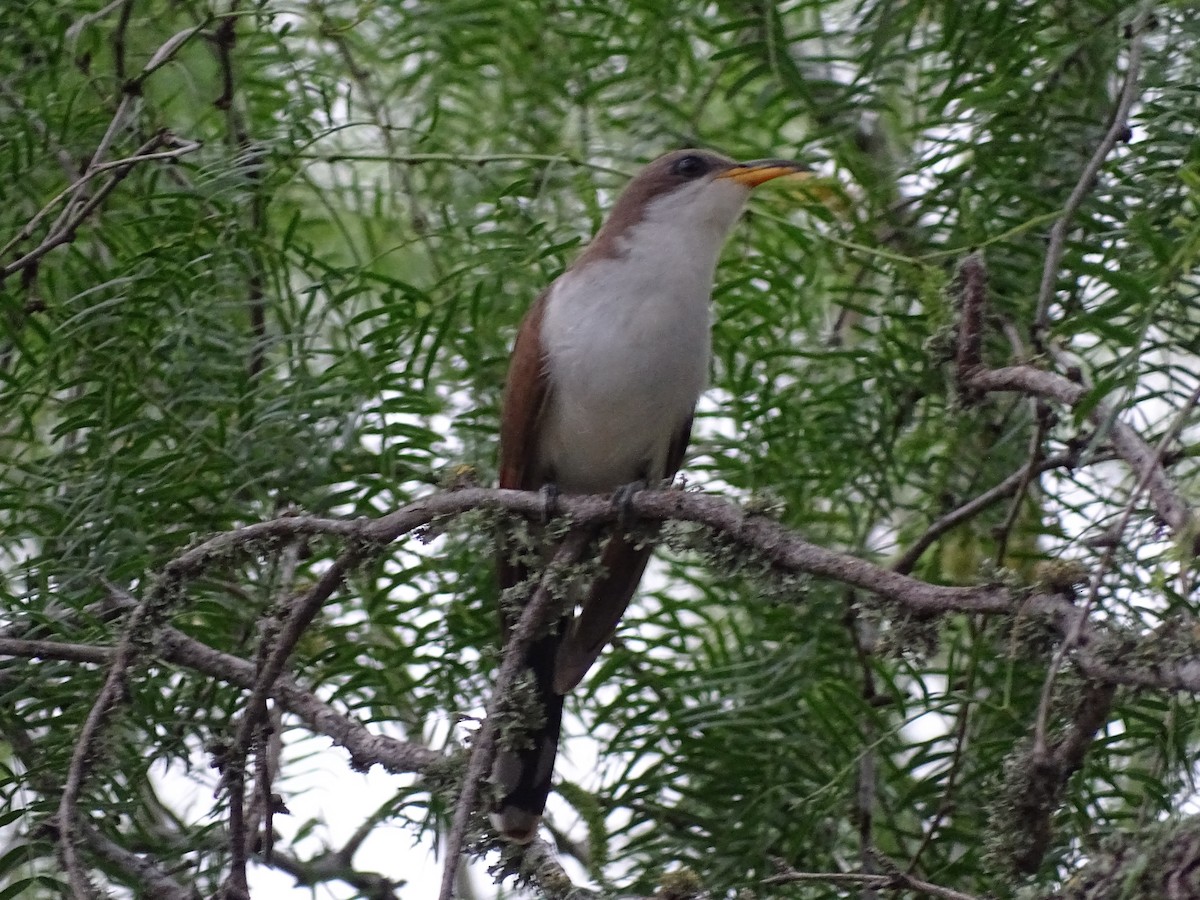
[491,148,810,843]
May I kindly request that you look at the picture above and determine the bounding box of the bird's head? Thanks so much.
[583,149,811,266]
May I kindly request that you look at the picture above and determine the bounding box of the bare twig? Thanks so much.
[131,803,400,900]
[255,540,304,863]
[1,133,201,280]
[81,93,135,175]
[0,136,201,262]
[70,478,1195,648]
[765,863,982,900]
[165,487,1027,615]
[1031,376,1200,757]
[993,401,1050,564]
[111,0,134,85]
[109,577,436,772]
[221,545,368,898]
[48,455,1200,894]
[56,593,160,899]
[64,0,131,42]
[965,365,1193,539]
[953,251,987,388]
[208,3,270,378]
[43,580,437,898]
[437,530,592,900]
[1,15,209,285]
[81,822,198,900]
[0,637,113,665]
[257,843,399,898]
[136,23,209,86]
[154,622,440,773]
[894,452,1083,575]
[1031,7,1151,342]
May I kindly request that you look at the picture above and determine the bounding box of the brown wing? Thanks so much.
[497,289,553,602]
[499,288,551,493]
[552,414,694,693]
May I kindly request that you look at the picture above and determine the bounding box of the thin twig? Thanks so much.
[966,365,1192,538]
[1,134,201,280]
[81,478,1189,628]
[64,0,130,41]
[257,540,303,863]
[221,546,368,898]
[894,452,1082,575]
[100,583,439,772]
[1031,376,1200,757]
[82,93,135,176]
[1,120,144,259]
[56,595,159,899]
[0,637,112,665]
[437,530,591,900]
[1031,6,1151,342]
[993,401,1049,564]
[111,0,134,85]
[81,822,197,900]
[43,578,436,897]
[48,452,1198,894]
[953,251,987,389]
[765,864,982,900]
[156,624,440,772]
[1,14,208,283]
[0,137,200,262]
[208,2,270,379]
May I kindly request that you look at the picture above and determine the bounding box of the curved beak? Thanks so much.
[716,159,811,188]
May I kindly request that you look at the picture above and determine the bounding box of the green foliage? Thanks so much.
[2,0,1200,897]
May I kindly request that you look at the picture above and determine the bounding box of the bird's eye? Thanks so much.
[672,154,709,179]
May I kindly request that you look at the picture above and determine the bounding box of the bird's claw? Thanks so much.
[611,480,646,530]
[539,483,561,524]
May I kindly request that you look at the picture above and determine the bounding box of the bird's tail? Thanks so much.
[489,629,566,843]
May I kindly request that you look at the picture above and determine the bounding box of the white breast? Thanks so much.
[537,190,743,493]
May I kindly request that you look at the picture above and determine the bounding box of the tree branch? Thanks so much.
[221,545,369,898]
[893,452,1084,575]
[81,823,198,900]
[0,132,201,281]
[964,365,1193,539]
[1,17,208,284]
[1031,6,1152,341]
[765,861,982,900]
[438,530,592,900]
[49,469,1200,894]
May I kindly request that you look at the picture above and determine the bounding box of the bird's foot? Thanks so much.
[539,483,561,524]
[611,480,647,530]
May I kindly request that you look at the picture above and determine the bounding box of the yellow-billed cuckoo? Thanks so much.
[493,148,809,842]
